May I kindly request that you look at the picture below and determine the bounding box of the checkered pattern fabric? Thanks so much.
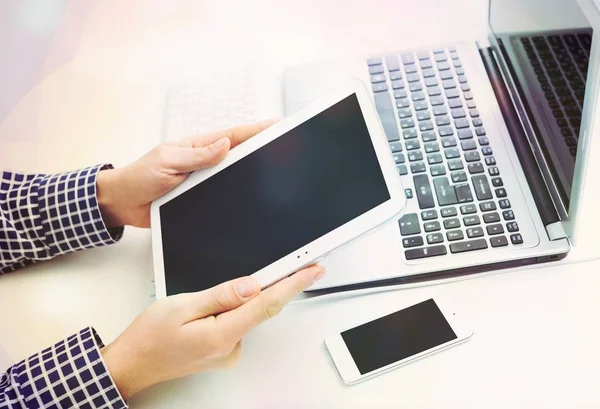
[0,166,127,408]
[0,327,127,409]
[0,165,123,274]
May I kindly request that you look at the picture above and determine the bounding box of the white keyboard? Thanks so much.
[162,67,284,141]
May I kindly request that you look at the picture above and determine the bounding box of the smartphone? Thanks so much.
[324,298,474,385]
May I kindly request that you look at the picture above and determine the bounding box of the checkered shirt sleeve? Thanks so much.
[0,165,123,274]
[0,327,127,409]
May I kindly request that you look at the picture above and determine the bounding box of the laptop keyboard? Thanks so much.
[520,33,591,158]
[367,47,523,261]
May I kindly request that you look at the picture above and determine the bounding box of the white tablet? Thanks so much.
[151,79,406,298]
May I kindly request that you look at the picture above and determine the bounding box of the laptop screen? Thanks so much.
[489,0,594,213]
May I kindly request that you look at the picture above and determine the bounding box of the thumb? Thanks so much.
[166,137,231,173]
[183,276,261,322]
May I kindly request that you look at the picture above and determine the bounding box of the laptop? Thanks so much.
[162,0,599,292]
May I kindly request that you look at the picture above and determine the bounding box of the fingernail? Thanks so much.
[313,267,326,283]
[212,138,228,149]
[236,277,260,298]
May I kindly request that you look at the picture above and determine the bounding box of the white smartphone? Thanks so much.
[324,298,474,385]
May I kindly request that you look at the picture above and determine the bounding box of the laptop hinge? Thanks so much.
[476,39,491,50]
[546,221,568,241]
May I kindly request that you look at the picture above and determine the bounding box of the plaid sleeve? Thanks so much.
[0,165,124,275]
[0,327,127,409]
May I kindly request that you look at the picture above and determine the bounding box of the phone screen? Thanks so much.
[341,299,457,375]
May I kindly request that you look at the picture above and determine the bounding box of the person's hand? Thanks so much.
[100,264,325,400]
[97,119,276,228]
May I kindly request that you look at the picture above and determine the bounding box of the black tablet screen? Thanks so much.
[160,93,390,295]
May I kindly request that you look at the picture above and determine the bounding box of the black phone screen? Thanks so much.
[341,299,457,374]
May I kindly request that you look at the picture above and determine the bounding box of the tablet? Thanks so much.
[151,80,406,298]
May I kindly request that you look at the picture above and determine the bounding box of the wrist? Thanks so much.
[101,343,145,401]
[97,168,127,228]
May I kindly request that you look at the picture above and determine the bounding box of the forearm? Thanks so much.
[0,166,123,274]
[0,328,127,409]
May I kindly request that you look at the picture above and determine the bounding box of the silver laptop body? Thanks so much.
[281,0,600,291]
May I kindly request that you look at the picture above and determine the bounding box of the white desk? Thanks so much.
[1,1,600,408]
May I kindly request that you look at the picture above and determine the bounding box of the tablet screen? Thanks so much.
[160,94,390,295]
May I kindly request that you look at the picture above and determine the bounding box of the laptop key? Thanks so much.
[435,53,448,62]
[393,153,405,164]
[396,98,410,109]
[417,111,431,121]
[436,116,451,126]
[473,118,483,127]
[460,204,477,214]
[448,159,465,171]
[458,74,468,83]
[428,87,442,97]
[472,175,493,200]
[401,53,415,65]
[420,121,434,131]
[392,80,406,89]
[478,137,489,145]
[408,151,424,162]
[422,68,436,78]
[367,58,383,66]
[466,227,484,238]
[430,165,446,176]
[464,151,481,162]
[404,129,418,139]
[430,96,445,106]
[451,171,467,183]
[483,212,500,223]
[412,91,426,101]
[510,233,524,245]
[461,140,477,151]
[371,74,386,83]
[401,118,415,129]
[442,137,457,148]
[449,238,488,253]
[475,127,486,136]
[456,67,465,75]
[490,236,509,248]
[491,177,503,187]
[407,73,420,83]
[449,98,463,109]
[421,210,438,220]
[385,55,401,72]
[424,221,441,232]
[467,100,476,109]
[486,224,504,235]
[405,245,447,260]
[468,163,484,174]
[503,210,515,220]
[403,236,424,248]
[506,222,519,232]
[398,108,412,118]
[394,89,408,99]
[405,64,418,74]
[439,126,454,137]
[433,106,448,116]
[452,108,467,118]
[427,233,444,244]
[390,72,403,81]
[499,199,511,209]
[446,230,465,241]
[455,183,474,203]
[495,188,507,198]
[438,61,451,70]
[425,142,440,153]
[414,174,435,209]
[441,207,458,217]
[445,148,461,159]
[479,201,497,212]
[405,188,413,199]
[389,142,403,152]
[411,162,426,173]
[372,83,389,93]
[482,147,493,156]
[488,166,500,176]
[427,153,443,165]
[373,91,400,142]
[406,140,420,150]
[446,89,460,99]
[425,77,439,87]
[440,70,454,80]
[397,164,408,175]
[463,215,481,226]
[414,100,428,111]
[434,177,458,206]
[422,131,437,142]
[443,79,457,89]
[417,50,430,60]
[455,118,470,129]
[398,213,420,236]
[369,65,384,75]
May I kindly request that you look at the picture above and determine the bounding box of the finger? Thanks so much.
[215,265,325,339]
[183,118,278,150]
[181,276,261,323]
[164,137,231,173]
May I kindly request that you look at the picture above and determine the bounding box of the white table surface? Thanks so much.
[1,1,600,408]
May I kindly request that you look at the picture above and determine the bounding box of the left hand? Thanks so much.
[97,119,276,228]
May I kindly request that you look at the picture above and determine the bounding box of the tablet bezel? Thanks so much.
[150,79,406,298]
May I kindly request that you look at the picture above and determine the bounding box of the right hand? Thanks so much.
[101,265,325,400]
